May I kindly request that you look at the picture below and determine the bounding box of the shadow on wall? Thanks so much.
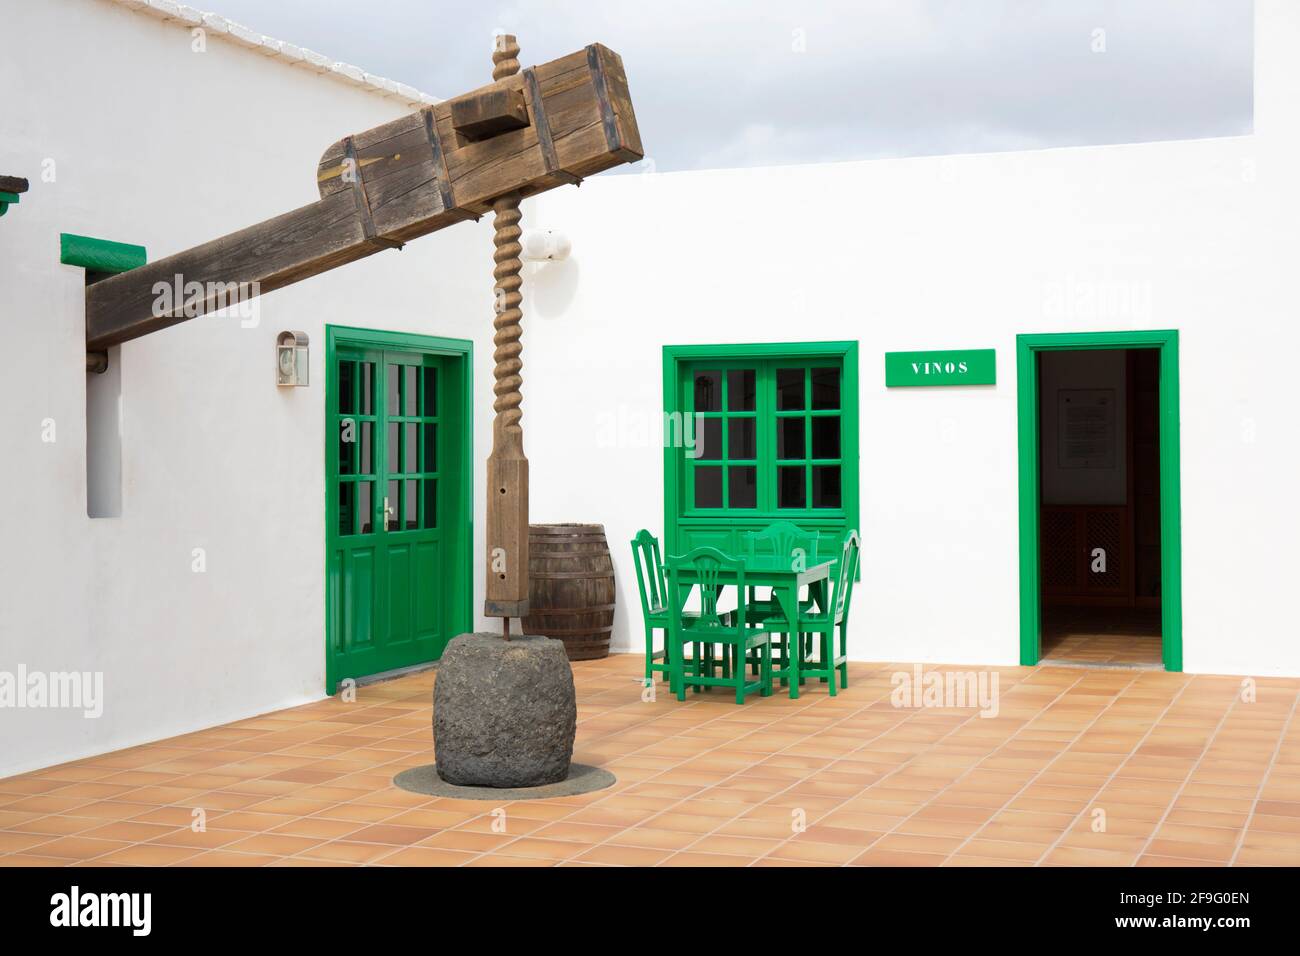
[529,257,580,320]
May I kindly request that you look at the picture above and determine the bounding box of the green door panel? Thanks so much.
[326,328,472,694]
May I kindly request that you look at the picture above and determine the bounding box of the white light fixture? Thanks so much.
[519,228,571,262]
[276,331,310,386]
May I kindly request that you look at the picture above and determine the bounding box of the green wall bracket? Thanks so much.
[60,233,147,275]
[0,175,27,217]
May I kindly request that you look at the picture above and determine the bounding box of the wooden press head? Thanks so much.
[315,44,643,247]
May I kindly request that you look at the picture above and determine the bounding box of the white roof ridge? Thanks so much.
[110,0,441,107]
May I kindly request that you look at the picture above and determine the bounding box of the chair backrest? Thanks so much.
[832,529,862,624]
[630,529,667,616]
[666,546,750,635]
[745,520,818,569]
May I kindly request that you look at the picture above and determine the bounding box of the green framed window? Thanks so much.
[664,342,859,561]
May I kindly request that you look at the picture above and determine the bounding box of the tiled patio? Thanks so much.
[1,654,1297,867]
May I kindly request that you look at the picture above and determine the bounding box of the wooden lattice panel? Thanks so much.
[1041,504,1133,601]
[1041,509,1079,590]
[1086,508,1125,593]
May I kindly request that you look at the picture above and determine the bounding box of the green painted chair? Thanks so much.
[631,529,718,686]
[745,520,820,569]
[744,520,819,617]
[666,547,773,704]
[742,520,819,678]
[788,529,860,695]
[748,528,859,697]
[630,529,674,685]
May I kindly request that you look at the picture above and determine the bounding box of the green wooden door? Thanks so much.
[327,334,470,692]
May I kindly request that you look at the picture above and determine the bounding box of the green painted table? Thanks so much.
[670,555,834,699]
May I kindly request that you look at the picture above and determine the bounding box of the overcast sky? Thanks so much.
[205,0,1254,172]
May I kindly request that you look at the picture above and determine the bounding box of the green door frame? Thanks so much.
[1017,329,1181,671]
[324,325,474,694]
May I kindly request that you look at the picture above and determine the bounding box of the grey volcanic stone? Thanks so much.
[434,632,576,787]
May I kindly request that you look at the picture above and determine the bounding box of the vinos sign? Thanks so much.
[885,349,996,387]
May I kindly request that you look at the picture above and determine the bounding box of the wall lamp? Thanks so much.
[277,331,310,386]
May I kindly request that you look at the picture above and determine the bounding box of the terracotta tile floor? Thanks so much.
[1041,605,1163,666]
[2,654,1297,867]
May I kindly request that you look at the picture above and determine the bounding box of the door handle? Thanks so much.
[383,496,395,527]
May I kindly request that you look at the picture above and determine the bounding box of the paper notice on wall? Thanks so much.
[1057,388,1116,469]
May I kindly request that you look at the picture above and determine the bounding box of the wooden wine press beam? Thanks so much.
[84,42,642,353]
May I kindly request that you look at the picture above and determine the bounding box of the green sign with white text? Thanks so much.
[885,349,996,387]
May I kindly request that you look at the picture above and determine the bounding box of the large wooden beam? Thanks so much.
[86,44,641,352]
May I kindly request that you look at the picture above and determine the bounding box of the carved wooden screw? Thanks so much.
[484,34,530,638]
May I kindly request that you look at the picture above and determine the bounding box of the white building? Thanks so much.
[2,0,1298,779]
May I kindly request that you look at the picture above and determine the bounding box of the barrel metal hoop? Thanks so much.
[525,604,617,614]
[529,571,615,580]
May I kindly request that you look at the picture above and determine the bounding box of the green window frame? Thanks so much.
[663,341,859,560]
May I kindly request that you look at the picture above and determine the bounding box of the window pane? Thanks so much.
[338,482,354,535]
[812,466,841,508]
[338,362,354,414]
[359,422,373,475]
[404,479,419,530]
[778,466,806,508]
[360,363,374,415]
[728,418,755,459]
[358,482,373,534]
[812,416,840,459]
[777,368,804,410]
[699,418,722,460]
[423,479,437,528]
[339,420,355,475]
[404,366,418,416]
[728,466,756,508]
[387,423,399,475]
[386,364,401,416]
[693,370,721,412]
[694,466,723,508]
[404,423,419,473]
[777,418,805,460]
[423,423,437,472]
[423,367,437,416]
[386,480,400,531]
[727,369,755,411]
[811,367,840,410]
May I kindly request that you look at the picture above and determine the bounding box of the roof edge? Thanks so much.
[109,0,440,108]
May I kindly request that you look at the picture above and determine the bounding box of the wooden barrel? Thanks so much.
[522,524,616,661]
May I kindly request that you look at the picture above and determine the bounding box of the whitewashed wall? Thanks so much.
[0,0,497,778]
[523,0,1300,678]
[3,0,1298,779]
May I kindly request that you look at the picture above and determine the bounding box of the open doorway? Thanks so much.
[1037,348,1160,665]
[1017,331,1181,671]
